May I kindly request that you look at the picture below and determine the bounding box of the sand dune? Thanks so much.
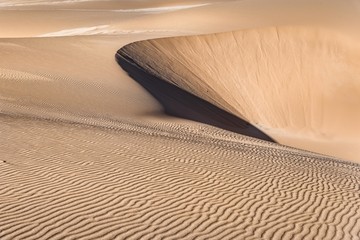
[1,0,360,239]
[116,49,274,142]
[0,0,216,10]
[0,36,162,121]
[1,115,360,240]
[119,26,360,163]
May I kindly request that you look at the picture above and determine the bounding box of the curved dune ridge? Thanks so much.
[1,115,360,240]
[118,26,360,162]
[116,49,275,142]
[1,0,360,239]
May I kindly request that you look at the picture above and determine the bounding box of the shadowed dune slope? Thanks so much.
[119,26,360,162]
[116,50,274,142]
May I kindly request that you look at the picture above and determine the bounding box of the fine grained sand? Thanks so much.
[116,50,275,142]
[2,115,360,240]
[119,26,360,163]
[1,0,360,239]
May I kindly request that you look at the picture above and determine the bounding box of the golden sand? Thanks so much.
[1,0,360,239]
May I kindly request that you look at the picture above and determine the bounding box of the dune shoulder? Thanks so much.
[117,26,360,163]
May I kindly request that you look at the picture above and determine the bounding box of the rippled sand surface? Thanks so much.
[2,115,360,240]
[1,0,360,239]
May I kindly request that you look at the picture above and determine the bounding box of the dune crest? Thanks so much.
[119,26,360,162]
[116,49,275,142]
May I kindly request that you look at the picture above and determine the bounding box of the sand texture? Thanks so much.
[116,50,275,142]
[1,115,360,240]
[119,26,360,163]
[1,0,360,239]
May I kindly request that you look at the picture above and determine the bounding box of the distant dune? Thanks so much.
[119,26,360,163]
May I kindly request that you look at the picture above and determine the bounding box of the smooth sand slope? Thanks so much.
[119,26,360,163]
[1,0,360,239]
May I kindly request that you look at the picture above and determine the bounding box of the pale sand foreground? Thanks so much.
[1,0,360,239]
[1,115,360,240]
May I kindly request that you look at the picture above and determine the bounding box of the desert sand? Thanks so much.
[1,0,360,239]
[119,26,360,162]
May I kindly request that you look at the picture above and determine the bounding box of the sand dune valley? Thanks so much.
[1,0,360,239]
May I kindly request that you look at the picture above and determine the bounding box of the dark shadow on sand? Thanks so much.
[116,49,275,142]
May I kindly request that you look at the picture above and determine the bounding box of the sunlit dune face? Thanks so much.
[1,0,359,162]
[120,26,360,162]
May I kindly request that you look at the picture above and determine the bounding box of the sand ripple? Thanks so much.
[1,115,359,239]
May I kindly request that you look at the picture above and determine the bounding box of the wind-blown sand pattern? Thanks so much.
[1,115,360,240]
[1,0,360,239]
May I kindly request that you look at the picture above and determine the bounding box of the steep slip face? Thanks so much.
[118,26,360,162]
[116,50,275,142]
